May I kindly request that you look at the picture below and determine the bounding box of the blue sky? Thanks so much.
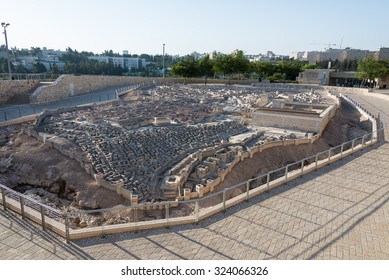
[1,0,388,55]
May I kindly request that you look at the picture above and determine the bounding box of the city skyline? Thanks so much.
[1,0,389,56]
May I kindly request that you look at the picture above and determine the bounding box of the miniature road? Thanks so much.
[1,93,389,260]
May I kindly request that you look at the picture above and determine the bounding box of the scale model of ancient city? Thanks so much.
[0,76,374,230]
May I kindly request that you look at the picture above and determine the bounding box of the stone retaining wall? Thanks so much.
[30,75,257,103]
[0,80,39,104]
[30,75,140,103]
[172,134,318,200]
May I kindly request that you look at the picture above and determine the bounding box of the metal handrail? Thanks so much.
[0,183,62,215]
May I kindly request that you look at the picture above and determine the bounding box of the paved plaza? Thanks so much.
[1,93,389,260]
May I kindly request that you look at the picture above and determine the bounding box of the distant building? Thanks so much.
[40,59,66,71]
[15,55,65,71]
[88,56,146,70]
[290,51,307,61]
[246,51,289,62]
[307,48,372,63]
[374,47,389,60]
[41,47,65,58]
[191,51,205,60]
[298,69,332,85]
[298,69,366,87]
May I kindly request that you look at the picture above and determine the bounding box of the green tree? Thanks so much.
[232,50,250,79]
[51,63,59,74]
[30,47,42,58]
[31,62,47,73]
[171,57,198,83]
[197,54,214,84]
[301,63,318,71]
[357,56,389,82]
[15,64,28,73]
[277,60,303,81]
[213,53,235,84]
[253,61,276,79]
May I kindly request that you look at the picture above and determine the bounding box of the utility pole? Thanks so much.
[1,22,12,80]
[162,43,165,78]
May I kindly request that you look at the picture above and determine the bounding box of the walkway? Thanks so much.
[0,93,389,260]
[0,89,117,122]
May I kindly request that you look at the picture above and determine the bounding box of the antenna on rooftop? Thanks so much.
[339,36,344,49]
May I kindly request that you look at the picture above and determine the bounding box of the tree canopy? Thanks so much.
[357,56,389,80]
[171,57,198,83]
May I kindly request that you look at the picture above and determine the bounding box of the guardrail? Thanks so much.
[0,96,382,242]
[115,84,144,97]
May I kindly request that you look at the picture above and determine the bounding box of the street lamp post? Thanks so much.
[162,43,165,78]
[1,22,12,80]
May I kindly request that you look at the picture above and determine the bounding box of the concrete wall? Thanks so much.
[0,80,40,104]
[30,75,258,104]
[30,75,137,103]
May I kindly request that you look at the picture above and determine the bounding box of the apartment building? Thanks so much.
[88,56,146,70]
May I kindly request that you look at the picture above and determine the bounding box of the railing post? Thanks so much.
[315,154,318,170]
[134,206,138,232]
[4,111,7,121]
[246,179,252,202]
[340,143,344,158]
[301,159,304,176]
[222,189,227,213]
[361,135,365,148]
[165,203,170,229]
[20,197,25,220]
[65,214,70,244]
[1,188,6,210]
[266,172,270,191]
[40,206,46,231]
[285,165,289,183]
[351,139,355,152]
[195,201,199,225]
[328,148,331,164]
